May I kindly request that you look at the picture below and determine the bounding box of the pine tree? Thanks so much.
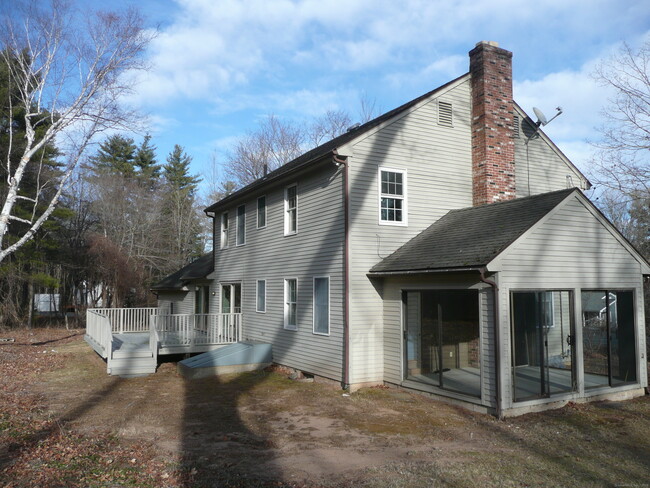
[163,145,201,194]
[135,134,160,185]
[89,135,137,178]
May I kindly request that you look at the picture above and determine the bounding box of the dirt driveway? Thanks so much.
[1,328,649,487]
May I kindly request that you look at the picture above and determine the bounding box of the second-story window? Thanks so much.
[379,168,407,225]
[257,195,266,228]
[284,184,297,235]
[236,204,246,246]
[220,212,229,249]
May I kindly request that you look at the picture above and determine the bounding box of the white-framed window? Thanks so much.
[257,195,266,229]
[236,204,246,246]
[378,168,407,225]
[284,278,298,330]
[313,276,329,335]
[256,279,266,313]
[220,212,229,249]
[284,184,297,235]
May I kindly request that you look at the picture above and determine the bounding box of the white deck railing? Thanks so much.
[88,307,159,333]
[86,309,113,359]
[151,313,242,348]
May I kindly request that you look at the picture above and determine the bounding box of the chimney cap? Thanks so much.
[476,40,500,48]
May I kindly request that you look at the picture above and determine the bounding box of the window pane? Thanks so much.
[257,196,266,228]
[257,280,265,312]
[610,291,637,385]
[237,205,245,245]
[221,213,229,248]
[314,278,329,334]
[582,291,610,388]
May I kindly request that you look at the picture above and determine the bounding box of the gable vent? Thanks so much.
[513,115,520,138]
[438,101,453,127]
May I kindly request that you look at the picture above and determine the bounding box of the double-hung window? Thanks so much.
[220,212,229,249]
[284,184,297,235]
[236,204,245,246]
[379,168,407,225]
[284,278,297,330]
[313,277,329,335]
[257,195,266,228]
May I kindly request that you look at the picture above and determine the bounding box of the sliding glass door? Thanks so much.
[511,291,575,402]
[582,290,636,388]
[404,290,481,398]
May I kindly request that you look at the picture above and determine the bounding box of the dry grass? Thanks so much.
[1,328,649,487]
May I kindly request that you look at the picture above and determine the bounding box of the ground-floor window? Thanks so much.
[403,290,481,398]
[511,291,574,402]
[582,290,636,388]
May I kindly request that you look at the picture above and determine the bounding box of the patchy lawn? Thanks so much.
[1,328,649,487]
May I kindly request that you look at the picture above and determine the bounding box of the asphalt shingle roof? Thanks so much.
[151,253,214,291]
[369,188,577,274]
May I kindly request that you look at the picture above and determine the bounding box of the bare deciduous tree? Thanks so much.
[0,0,152,263]
[591,39,650,196]
[224,114,304,187]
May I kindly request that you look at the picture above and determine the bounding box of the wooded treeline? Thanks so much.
[0,129,204,327]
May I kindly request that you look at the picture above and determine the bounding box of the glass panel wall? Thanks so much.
[404,290,481,397]
[582,290,637,388]
[511,291,574,402]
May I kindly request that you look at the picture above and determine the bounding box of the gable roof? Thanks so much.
[205,74,469,213]
[151,253,214,291]
[369,189,577,275]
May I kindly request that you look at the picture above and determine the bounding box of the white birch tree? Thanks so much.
[0,0,152,263]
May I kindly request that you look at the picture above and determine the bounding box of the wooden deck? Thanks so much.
[85,308,242,376]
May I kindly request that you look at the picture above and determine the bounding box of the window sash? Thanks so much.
[236,205,245,245]
[220,213,229,248]
[257,196,266,228]
[285,185,297,234]
[313,277,329,335]
[284,279,297,329]
[256,280,266,313]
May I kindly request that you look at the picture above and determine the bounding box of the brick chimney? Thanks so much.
[469,41,516,206]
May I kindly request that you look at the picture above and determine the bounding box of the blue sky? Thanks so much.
[109,0,650,197]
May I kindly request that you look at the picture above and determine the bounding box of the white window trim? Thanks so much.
[236,204,246,246]
[284,184,298,236]
[378,167,408,226]
[256,279,266,313]
[284,277,298,330]
[313,276,330,336]
[257,195,267,229]
[220,212,229,249]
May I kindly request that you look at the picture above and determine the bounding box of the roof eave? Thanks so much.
[367,266,484,277]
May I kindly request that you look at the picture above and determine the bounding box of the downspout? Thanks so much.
[333,150,350,389]
[480,267,502,419]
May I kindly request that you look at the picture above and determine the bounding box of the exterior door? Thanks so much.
[221,283,241,314]
[511,291,575,401]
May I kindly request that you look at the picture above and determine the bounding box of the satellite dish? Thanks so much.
[533,107,548,126]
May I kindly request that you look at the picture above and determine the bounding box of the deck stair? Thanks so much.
[178,342,272,379]
[108,333,157,377]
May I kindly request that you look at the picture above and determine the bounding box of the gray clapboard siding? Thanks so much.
[495,194,647,406]
[514,114,586,197]
[211,161,345,381]
[157,290,194,315]
[346,80,474,384]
